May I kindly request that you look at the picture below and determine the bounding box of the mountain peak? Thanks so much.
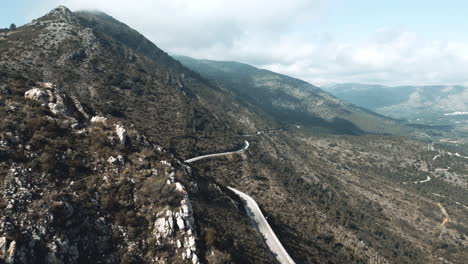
[43,5,77,24]
[51,5,72,13]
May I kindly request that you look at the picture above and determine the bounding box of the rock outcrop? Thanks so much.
[24,88,49,104]
[90,116,107,123]
[115,124,127,145]
[24,84,86,118]
[153,166,200,264]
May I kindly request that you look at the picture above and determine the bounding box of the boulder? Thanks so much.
[25,87,73,116]
[107,156,118,165]
[25,88,48,105]
[90,116,107,123]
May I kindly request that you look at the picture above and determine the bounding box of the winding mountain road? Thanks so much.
[228,187,296,264]
[184,140,249,163]
[414,175,431,184]
[184,140,296,264]
[403,175,431,185]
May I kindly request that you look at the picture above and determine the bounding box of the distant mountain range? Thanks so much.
[322,83,468,124]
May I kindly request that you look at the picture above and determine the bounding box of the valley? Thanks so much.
[322,83,468,143]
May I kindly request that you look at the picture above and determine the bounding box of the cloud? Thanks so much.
[41,0,323,48]
[254,30,468,86]
[36,1,468,86]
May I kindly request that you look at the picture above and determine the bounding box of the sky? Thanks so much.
[2,0,468,86]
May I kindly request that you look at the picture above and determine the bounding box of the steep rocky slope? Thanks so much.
[0,82,200,263]
[1,6,467,264]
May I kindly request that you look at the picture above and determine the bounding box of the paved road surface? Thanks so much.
[415,175,431,184]
[184,140,249,163]
[228,187,296,264]
[184,140,295,263]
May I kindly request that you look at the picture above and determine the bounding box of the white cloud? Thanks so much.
[36,1,468,86]
[255,30,468,86]
[41,0,323,48]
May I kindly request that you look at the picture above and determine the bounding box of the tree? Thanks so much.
[9,23,16,30]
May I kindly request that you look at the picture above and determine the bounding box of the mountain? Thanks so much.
[0,6,278,263]
[323,83,468,130]
[174,56,417,136]
[5,7,283,157]
[1,6,467,264]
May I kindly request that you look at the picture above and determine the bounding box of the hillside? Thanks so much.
[175,56,418,136]
[0,6,467,264]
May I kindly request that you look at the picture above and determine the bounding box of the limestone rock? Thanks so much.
[115,124,127,145]
[0,237,6,261]
[117,155,125,164]
[90,116,107,123]
[152,178,200,264]
[39,82,53,88]
[25,86,74,116]
[6,241,16,263]
[107,156,118,165]
[70,95,90,119]
[25,88,48,105]
[46,6,78,24]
